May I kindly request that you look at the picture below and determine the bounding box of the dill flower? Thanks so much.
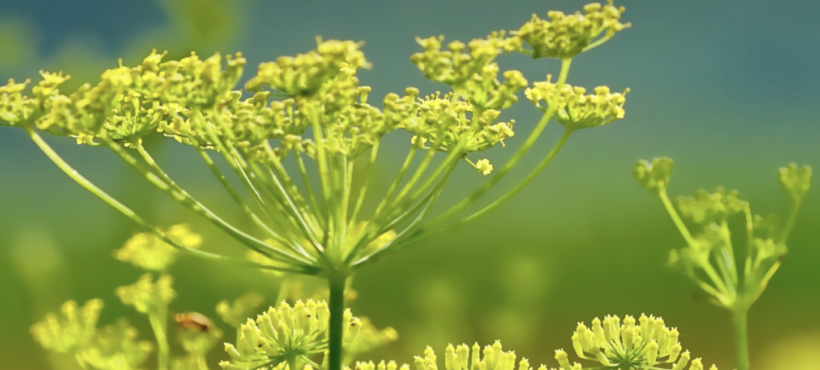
[633,157,673,194]
[217,293,267,328]
[75,319,154,370]
[114,224,202,271]
[779,163,812,202]
[525,77,628,131]
[220,300,389,370]
[353,360,408,370]
[414,341,522,370]
[555,314,716,370]
[0,78,34,125]
[116,274,176,315]
[30,299,104,353]
[516,1,630,60]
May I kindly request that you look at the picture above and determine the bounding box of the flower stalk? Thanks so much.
[634,158,812,370]
[4,3,633,369]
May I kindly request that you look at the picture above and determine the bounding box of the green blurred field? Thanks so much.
[1,1,818,369]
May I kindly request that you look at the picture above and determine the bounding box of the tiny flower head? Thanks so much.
[75,319,154,370]
[633,157,674,194]
[31,299,104,353]
[778,163,811,202]
[115,274,176,315]
[220,300,393,370]
[476,159,494,175]
[415,341,516,370]
[557,314,714,370]
[216,292,266,328]
[526,77,628,131]
[114,224,202,271]
[516,1,631,60]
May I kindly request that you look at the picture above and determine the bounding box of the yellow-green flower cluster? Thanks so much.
[30,299,104,353]
[353,360,409,370]
[115,274,176,315]
[517,1,630,60]
[633,157,674,194]
[114,223,202,271]
[525,77,628,130]
[217,293,267,328]
[415,341,521,370]
[396,92,515,154]
[245,39,368,96]
[0,78,35,125]
[76,319,154,370]
[555,314,716,370]
[220,300,374,370]
[410,33,524,110]
[779,163,812,202]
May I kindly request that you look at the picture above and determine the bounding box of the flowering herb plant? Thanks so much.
[5,1,803,369]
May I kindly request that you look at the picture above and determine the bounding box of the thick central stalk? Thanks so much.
[733,306,750,370]
[327,276,347,370]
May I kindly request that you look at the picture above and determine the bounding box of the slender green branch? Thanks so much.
[743,204,755,281]
[106,140,313,266]
[439,127,574,232]
[350,162,458,267]
[421,58,573,228]
[659,189,731,301]
[294,151,325,228]
[372,146,417,218]
[778,199,803,245]
[192,146,290,244]
[349,142,379,226]
[25,128,314,274]
[148,309,170,370]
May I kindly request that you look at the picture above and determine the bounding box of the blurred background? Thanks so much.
[1,0,818,369]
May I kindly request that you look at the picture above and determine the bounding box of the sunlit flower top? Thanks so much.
[554,314,717,370]
[220,300,395,370]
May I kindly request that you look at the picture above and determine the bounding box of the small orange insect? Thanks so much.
[174,312,214,332]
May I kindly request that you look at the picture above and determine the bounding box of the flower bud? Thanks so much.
[633,158,674,193]
[779,163,811,202]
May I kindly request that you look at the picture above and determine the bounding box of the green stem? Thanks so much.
[25,128,312,274]
[732,306,750,370]
[778,199,802,245]
[327,276,347,370]
[148,309,170,370]
[449,128,573,228]
[659,188,731,299]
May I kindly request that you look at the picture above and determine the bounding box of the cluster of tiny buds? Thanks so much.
[554,314,718,370]
[516,1,631,60]
[416,341,520,370]
[525,76,628,131]
[221,300,362,370]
